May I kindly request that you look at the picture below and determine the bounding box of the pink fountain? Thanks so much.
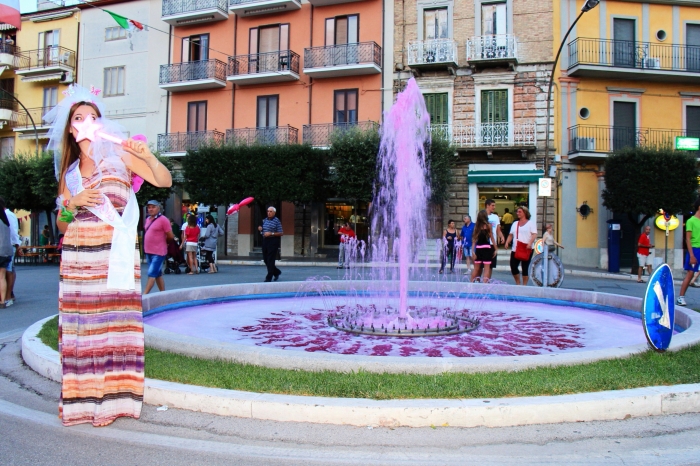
[326,78,479,336]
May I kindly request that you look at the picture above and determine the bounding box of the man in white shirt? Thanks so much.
[3,203,21,307]
[484,199,505,281]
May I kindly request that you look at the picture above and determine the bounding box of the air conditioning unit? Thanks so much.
[59,70,74,84]
[574,137,596,151]
[643,57,660,69]
[60,52,71,64]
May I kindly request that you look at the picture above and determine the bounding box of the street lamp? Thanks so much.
[542,0,600,231]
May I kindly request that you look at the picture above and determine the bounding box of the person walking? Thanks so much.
[470,210,497,283]
[143,200,174,294]
[181,214,200,275]
[678,198,700,305]
[1,197,21,307]
[439,219,458,274]
[258,206,283,282]
[483,199,504,281]
[505,206,538,286]
[0,198,13,309]
[50,84,172,426]
[337,221,356,269]
[636,225,655,283]
[542,224,564,251]
[460,215,475,274]
[202,214,220,274]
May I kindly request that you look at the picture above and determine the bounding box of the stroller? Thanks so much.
[197,237,211,273]
[164,239,186,274]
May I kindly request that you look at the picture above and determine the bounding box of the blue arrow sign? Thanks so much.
[642,263,675,351]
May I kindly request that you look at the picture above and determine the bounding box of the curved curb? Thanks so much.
[22,318,700,428]
[141,281,700,374]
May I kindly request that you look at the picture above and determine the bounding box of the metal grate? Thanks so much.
[227,50,300,76]
[159,59,227,84]
[303,42,381,69]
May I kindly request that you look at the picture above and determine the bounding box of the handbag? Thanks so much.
[514,222,532,261]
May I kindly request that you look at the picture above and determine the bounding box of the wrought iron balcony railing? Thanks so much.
[0,43,19,55]
[568,125,700,154]
[228,50,300,76]
[430,121,536,148]
[407,39,458,66]
[302,121,378,147]
[162,0,227,16]
[304,42,381,69]
[226,126,299,145]
[0,98,17,112]
[15,46,75,71]
[569,37,700,73]
[14,107,51,129]
[157,130,225,154]
[160,59,227,85]
[466,34,518,61]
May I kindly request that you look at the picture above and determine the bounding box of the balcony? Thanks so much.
[15,47,75,82]
[302,121,378,148]
[226,125,299,146]
[303,42,381,78]
[0,43,19,70]
[307,0,367,5]
[13,107,52,139]
[567,125,697,159]
[162,0,228,26]
[568,38,700,83]
[157,130,225,156]
[159,59,227,92]
[228,0,301,17]
[227,50,300,85]
[0,98,17,129]
[406,39,458,70]
[466,34,518,69]
[431,121,536,152]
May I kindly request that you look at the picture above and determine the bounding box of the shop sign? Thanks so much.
[675,136,700,150]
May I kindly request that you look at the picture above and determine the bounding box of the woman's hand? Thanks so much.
[70,189,103,208]
[122,138,156,164]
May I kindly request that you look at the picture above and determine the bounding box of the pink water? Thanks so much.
[144,297,647,357]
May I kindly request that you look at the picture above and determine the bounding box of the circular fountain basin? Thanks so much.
[142,281,700,375]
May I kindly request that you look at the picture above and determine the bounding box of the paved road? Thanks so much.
[1,262,700,465]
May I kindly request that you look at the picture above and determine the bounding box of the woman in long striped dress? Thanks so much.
[50,85,172,427]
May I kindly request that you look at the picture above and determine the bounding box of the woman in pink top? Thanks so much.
[180,215,200,274]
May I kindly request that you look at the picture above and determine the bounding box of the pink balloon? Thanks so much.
[227,197,254,215]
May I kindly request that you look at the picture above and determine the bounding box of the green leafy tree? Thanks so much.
[602,147,699,228]
[134,154,176,207]
[330,127,380,202]
[425,134,455,205]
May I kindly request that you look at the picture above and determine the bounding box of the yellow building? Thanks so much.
[0,6,80,241]
[553,0,700,271]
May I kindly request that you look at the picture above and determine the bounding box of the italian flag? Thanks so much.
[0,0,20,30]
[106,10,144,31]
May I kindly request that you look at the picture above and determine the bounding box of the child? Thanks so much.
[471,210,497,283]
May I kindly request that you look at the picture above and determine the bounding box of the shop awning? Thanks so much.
[467,169,544,184]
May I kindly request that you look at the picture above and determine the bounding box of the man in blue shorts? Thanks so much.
[678,197,700,305]
[460,215,474,274]
[143,200,174,294]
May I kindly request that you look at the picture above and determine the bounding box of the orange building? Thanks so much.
[159,0,384,257]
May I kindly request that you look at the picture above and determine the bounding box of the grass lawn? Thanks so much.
[39,315,700,400]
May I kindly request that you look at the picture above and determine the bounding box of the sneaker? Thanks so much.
[677,296,687,306]
[4,299,13,307]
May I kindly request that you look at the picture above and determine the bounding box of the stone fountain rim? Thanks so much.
[141,281,700,375]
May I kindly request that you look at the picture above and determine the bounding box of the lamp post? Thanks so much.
[542,0,600,232]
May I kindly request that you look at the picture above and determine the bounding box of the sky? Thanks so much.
[20,0,81,14]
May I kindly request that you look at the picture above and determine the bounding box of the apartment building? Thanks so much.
[555,0,700,270]
[159,0,385,256]
[392,0,554,233]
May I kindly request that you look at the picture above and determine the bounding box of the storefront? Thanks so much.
[466,163,544,226]
[323,201,369,246]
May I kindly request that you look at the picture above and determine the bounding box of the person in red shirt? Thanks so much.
[636,225,655,283]
[143,200,174,293]
[337,221,356,268]
[181,214,201,274]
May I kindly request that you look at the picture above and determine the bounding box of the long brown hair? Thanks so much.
[57,101,102,194]
[473,209,490,243]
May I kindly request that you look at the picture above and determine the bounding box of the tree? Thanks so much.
[330,127,380,202]
[182,144,330,210]
[602,147,699,228]
[425,134,455,205]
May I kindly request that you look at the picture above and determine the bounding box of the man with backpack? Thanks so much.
[143,200,174,294]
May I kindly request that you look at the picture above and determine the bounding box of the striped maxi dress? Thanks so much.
[58,162,143,427]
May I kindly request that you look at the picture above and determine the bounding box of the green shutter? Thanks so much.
[423,93,449,125]
[481,90,508,123]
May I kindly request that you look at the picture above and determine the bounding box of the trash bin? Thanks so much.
[607,220,621,273]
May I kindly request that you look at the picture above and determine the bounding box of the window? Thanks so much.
[249,25,290,72]
[424,8,448,40]
[103,66,125,96]
[0,137,14,159]
[38,29,59,49]
[481,90,508,123]
[43,87,57,109]
[38,29,59,65]
[187,101,207,132]
[334,89,358,124]
[105,26,127,41]
[325,15,358,45]
[424,93,449,125]
[687,105,700,138]
[257,95,278,128]
[481,2,507,36]
[182,34,209,62]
